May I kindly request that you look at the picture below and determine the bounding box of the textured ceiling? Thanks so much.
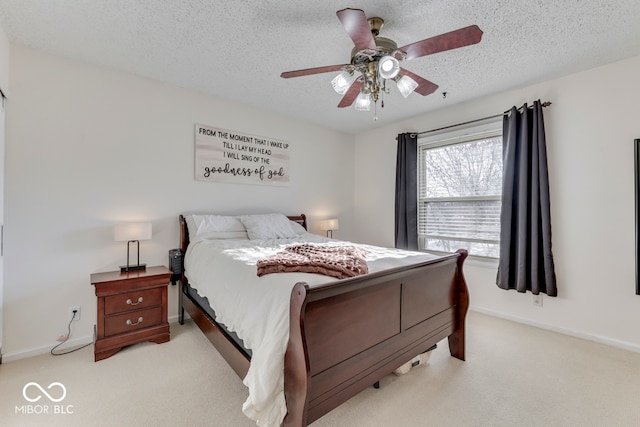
[1,1,640,134]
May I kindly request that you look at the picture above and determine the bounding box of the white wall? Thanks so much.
[3,45,355,360]
[0,21,9,360]
[354,55,640,351]
[0,21,9,95]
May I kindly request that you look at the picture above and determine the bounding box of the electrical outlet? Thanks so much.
[532,294,543,307]
[68,306,81,322]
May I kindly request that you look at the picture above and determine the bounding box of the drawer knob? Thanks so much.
[126,297,144,306]
[126,317,144,326]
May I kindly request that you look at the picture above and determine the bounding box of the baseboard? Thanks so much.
[2,334,94,363]
[470,307,640,353]
[3,315,185,363]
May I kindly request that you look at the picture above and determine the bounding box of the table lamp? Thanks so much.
[320,218,339,238]
[114,222,152,273]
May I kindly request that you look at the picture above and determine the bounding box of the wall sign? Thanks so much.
[195,124,290,186]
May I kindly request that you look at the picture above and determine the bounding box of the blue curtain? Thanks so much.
[395,133,418,250]
[497,101,557,296]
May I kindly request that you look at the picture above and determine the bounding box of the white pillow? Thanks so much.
[239,213,299,239]
[199,230,249,240]
[290,221,307,235]
[186,214,248,241]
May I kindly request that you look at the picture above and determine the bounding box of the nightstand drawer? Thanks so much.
[105,306,162,336]
[104,288,162,315]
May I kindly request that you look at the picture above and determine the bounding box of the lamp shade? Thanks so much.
[378,56,400,79]
[114,222,152,242]
[396,75,419,98]
[320,218,340,231]
[354,92,371,111]
[331,70,355,95]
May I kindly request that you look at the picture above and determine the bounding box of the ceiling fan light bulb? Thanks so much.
[378,56,400,79]
[355,92,371,111]
[331,71,354,95]
[396,75,419,98]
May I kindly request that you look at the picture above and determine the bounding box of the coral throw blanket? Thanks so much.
[257,243,368,279]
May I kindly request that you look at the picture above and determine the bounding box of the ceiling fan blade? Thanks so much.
[400,25,483,61]
[399,68,439,96]
[336,8,376,51]
[338,80,363,108]
[281,64,347,79]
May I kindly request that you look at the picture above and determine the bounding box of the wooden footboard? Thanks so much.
[284,249,468,426]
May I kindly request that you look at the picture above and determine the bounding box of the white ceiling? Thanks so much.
[1,1,640,134]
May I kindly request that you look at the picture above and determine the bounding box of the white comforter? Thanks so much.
[185,233,436,427]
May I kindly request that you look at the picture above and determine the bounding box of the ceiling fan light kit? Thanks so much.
[355,92,372,111]
[281,8,483,119]
[396,75,419,98]
[378,55,400,79]
[331,70,356,95]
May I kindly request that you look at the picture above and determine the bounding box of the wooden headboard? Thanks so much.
[286,214,307,231]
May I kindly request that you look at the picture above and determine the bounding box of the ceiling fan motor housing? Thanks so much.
[350,37,403,64]
[350,36,405,100]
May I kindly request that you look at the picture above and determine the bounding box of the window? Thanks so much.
[418,125,502,258]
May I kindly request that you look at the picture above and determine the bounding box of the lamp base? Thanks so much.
[120,264,147,273]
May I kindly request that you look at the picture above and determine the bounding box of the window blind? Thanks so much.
[418,130,502,258]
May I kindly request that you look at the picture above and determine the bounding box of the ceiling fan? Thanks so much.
[281,8,483,115]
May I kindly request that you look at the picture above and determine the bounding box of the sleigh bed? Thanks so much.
[177,213,469,427]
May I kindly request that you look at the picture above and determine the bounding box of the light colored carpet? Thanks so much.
[1,311,640,426]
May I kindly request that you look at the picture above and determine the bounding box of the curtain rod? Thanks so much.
[409,101,552,138]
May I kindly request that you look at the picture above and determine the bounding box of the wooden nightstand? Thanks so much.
[91,266,171,361]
